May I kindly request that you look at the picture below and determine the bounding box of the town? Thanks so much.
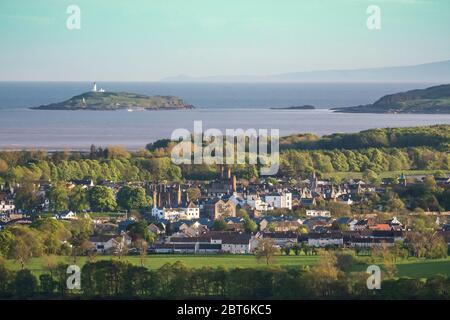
[1,163,449,257]
[0,125,449,299]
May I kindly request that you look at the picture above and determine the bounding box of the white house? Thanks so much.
[0,200,15,214]
[54,210,78,220]
[306,209,331,218]
[152,203,200,221]
[89,234,132,253]
[308,233,343,247]
[185,202,200,219]
[264,192,292,210]
[245,194,273,211]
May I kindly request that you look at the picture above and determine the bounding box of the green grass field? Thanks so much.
[7,254,450,279]
[395,258,450,278]
[6,254,319,273]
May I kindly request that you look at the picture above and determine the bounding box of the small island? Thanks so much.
[333,84,450,114]
[270,105,315,110]
[32,83,194,111]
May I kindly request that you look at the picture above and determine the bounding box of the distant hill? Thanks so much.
[162,59,450,83]
[32,91,194,111]
[333,84,450,114]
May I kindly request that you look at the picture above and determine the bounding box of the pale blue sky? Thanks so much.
[1,0,449,81]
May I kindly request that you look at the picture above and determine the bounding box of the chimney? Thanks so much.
[153,190,158,207]
[177,185,182,207]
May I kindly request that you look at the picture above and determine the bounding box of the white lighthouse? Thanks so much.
[91,82,105,93]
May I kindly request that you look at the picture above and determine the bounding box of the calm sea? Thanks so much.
[0,82,449,150]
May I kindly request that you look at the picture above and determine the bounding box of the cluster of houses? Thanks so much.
[1,168,449,254]
[140,213,409,254]
[146,170,450,224]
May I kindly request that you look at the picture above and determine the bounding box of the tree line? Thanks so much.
[279,147,449,177]
[0,258,449,299]
[279,125,450,150]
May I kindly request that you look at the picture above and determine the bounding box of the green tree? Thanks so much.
[135,239,148,267]
[307,250,340,297]
[117,186,150,211]
[335,252,355,272]
[213,219,228,231]
[0,257,13,296]
[385,198,406,213]
[68,186,89,212]
[243,217,257,233]
[9,226,44,269]
[39,274,57,296]
[11,269,38,298]
[14,183,42,214]
[363,169,381,185]
[0,159,8,174]
[186,187,201,202]
[46,184,69,212]
[88,186,117,212]
[69,218,94,247]
[255,239,279,265]
[0,230,14,257]
[126,221,153,242]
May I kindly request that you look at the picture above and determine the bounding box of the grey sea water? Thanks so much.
[0,82,449,150]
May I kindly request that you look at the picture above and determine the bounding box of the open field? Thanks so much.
[6,255,450,279]
[6,254,319,274]
[395,258,450,278]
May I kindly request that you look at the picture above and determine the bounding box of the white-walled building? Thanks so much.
[167,232,255,254]
[0,200,15,214]
[89,234,132,253]
[308,233,343,247]
[264,192,292,210]
[54,210,78,220]
[185,202,201,219]
[245,194,273,212]
[306,209,331,218]
[152,203,200,221]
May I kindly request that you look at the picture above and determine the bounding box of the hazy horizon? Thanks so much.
[1,0,450,81]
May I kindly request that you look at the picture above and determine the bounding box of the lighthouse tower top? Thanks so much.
[91,82,105,93]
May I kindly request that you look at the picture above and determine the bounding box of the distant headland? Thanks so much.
[31,83,194,111]
[333,84,450,114]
